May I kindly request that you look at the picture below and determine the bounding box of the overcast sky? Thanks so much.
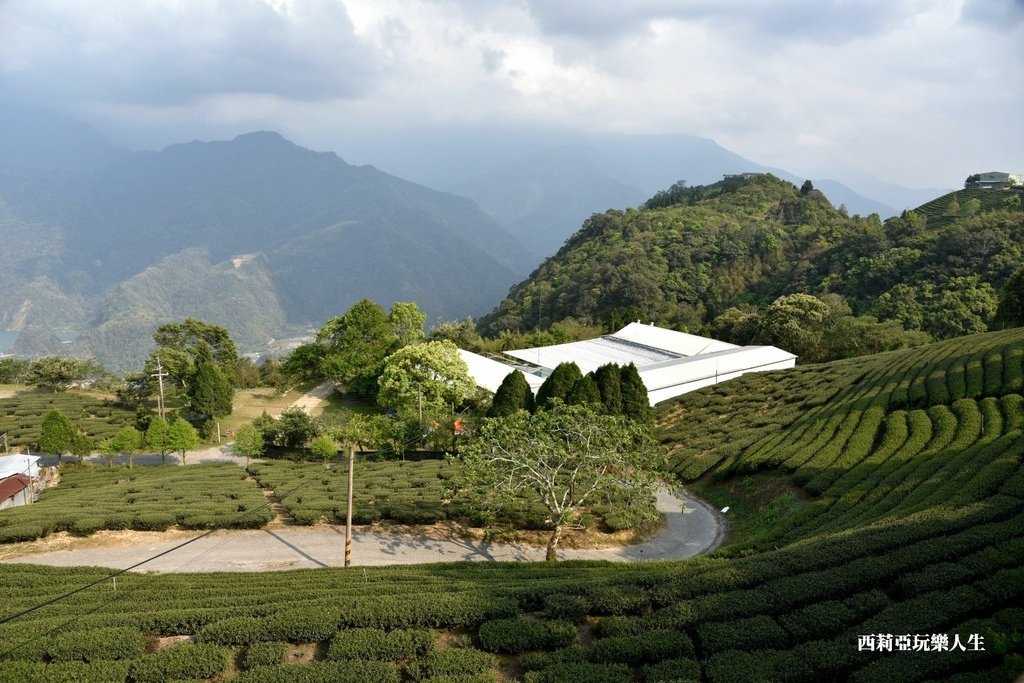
[0,0,1021,188]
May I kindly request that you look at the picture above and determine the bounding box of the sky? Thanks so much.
[0,0,1021,189]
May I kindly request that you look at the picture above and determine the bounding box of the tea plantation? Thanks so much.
[0,328,1021,681]
[247,459,653,532]
[0,464,272,543]
[0,391,136,448]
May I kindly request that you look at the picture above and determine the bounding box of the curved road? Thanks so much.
[3,489,723,572]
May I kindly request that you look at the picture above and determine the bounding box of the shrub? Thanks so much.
[588,630,694,665]
[643,657,702,682]
[407,648,497,680]
[696,615,788,654]
[196,616,266,645]
[46,626,145,662]
[477,618,576,654]
[519,647,586,672]
[524,662,630,683]
[326,628,432,661]
[586,585,649,615]
[542,594,589,623]
[241,641,290,670]
[128,643,230,683]
[234,660,401,683]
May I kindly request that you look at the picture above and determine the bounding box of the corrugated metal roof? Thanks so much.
[0,474,30,501]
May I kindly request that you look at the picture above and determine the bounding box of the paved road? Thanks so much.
[4,489,723,572]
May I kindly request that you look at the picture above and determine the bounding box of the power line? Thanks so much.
[0,470,321,654]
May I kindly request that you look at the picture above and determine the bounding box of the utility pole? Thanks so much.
[1,432,7,454]
[345,444,355,567]
[151,359,168,420]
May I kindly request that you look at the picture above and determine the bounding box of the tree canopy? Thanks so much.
[458,403,662,560]
[377,340,474,413]
[488,370,535,417]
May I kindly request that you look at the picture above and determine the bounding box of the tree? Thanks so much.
[310,434,339,468]
[944,198,961,217]
[317,299,403,397]
[619,363,651,422]
[459,404,662,561]
[800,180,814,195]
[101,426,143,468]
[166,417,201,465]
[276,407,317,449]
[0,358,30,384]
[70,431,93,463]
[146,416,173,464]
[233,423,265,466]
[566,375,601,407]
[592,364,623,415]
[189,358,233,421]
[752,293,832,360]
[26,356,89,392]
[535,362,584,410]
[995,267,1024,328]
[488,370,535,417]
[388,302,427,347]
[377,340,475,413]
[152,318,239,387]
[38,409,78,462]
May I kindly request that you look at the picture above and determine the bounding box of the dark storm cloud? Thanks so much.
[0,0,377,107]
[523,0,915,44]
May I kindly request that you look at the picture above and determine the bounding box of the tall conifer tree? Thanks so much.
[489,370,536,416]
[620,363,651,422]
[535,362,584,409]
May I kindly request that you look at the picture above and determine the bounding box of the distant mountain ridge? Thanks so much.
[0,105,535,372]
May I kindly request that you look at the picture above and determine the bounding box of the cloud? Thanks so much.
[522,0,917,44]
[0,0,377,106]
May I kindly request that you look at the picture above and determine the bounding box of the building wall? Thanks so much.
[0,487,30,510]
[646,358,797,405]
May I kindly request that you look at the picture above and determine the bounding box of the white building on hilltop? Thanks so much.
[459,322,796,406]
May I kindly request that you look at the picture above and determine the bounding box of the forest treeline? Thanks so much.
[479,174,1024,362]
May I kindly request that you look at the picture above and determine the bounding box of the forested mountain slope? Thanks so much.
[0,108,534,371]
[481,174,1024,356]
[2,330,1021,681]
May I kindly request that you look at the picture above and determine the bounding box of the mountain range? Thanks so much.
[0,103,953,372]
[0,104,535,372]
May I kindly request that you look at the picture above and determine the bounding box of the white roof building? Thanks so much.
[463,323,796,406]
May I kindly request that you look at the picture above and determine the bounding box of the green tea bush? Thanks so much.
[642,657,701,682]
[235,660,401,683]
[587,630,693,665]
[45,626,145,662]
[477,618,575,653]
[241,641,290,670]
[542,594,589,623]
[407,648,497,681]
[695,615,788,654]
[326,628,432,661]
[127,643,230,683]
[523,662,630,683]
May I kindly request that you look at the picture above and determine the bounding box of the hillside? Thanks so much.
[0,109,535,372]
[1,330,1021,681]
[480,174,1024,352]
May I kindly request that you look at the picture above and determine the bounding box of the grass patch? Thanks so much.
[694,473,810,546]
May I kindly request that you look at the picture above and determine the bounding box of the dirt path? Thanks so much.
[2,489,723,572]
[280,381,335,416]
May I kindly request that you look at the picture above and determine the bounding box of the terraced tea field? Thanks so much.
[0,391,136,449]
[0,328,1021,681]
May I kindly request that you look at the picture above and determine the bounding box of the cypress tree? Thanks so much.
[38,409,77,461]
[593,363,623,415]
[489,370,535,417]
[535,362,584,409]
[190,360,233,420]
[567,375,601,407]
[620,363,651,422]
